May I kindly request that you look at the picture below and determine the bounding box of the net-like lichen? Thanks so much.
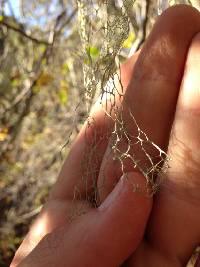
[70,0,200,211]
[72,0,171,211]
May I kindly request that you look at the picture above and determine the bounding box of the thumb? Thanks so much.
[18,172,152,267]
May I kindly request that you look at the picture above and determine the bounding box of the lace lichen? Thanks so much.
[74,0,200,208]
[73,0,171,210]
[69,2,200,264]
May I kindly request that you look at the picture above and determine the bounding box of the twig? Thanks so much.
[2,81,32,114]
[129,0,150,54]
[0,47,48,159]
[52,8,78,45]
[125,0,138,32]
[0,20,51,46]
[7,0,16,19]
[0,9,77,159]
[19,205,42,220]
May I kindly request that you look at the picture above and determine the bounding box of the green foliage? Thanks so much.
[86,46,100,60]
[122,32,135,48]
[58,89,68,105]
[62,62,70,74]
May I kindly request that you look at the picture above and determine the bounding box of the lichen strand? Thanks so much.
[75,0,196,207]
[75,0,169,205]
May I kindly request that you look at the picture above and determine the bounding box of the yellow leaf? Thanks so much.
[122,32,135,49]
[59,81,68,105]
[0,128,8,142]
[37,72,54,87]
[59,88,68,105]
[62,63,70,74]
[39,45,46,54]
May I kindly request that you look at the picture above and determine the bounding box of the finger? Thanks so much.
[145,32,200,265]
[10,53,140,267]
[49,52,139,201]
[18,173,152,267]
[98,4,200,201]
[10,199,94,267]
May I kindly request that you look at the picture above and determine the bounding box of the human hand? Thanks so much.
[10,33,151,267]
[98,5,200,267]
[11,4,200,267]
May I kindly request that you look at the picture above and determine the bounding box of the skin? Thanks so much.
[11,4,200,267]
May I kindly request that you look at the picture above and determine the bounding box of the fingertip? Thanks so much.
[139,3,200,76]
[161,4,199,18]
[96,172,153,265]
[99,172,152,214]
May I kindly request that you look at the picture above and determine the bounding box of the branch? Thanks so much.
[136,0,150,50]
[129,0,150,54]
[60,8,77,30]
[0,9,77,159]
[0,48,49,159]
[46,8,77,59]
[52,8,78,44]
[0,20,51,46]
[7,0,16,19]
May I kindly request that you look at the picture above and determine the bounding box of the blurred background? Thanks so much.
[0,0,199,266]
